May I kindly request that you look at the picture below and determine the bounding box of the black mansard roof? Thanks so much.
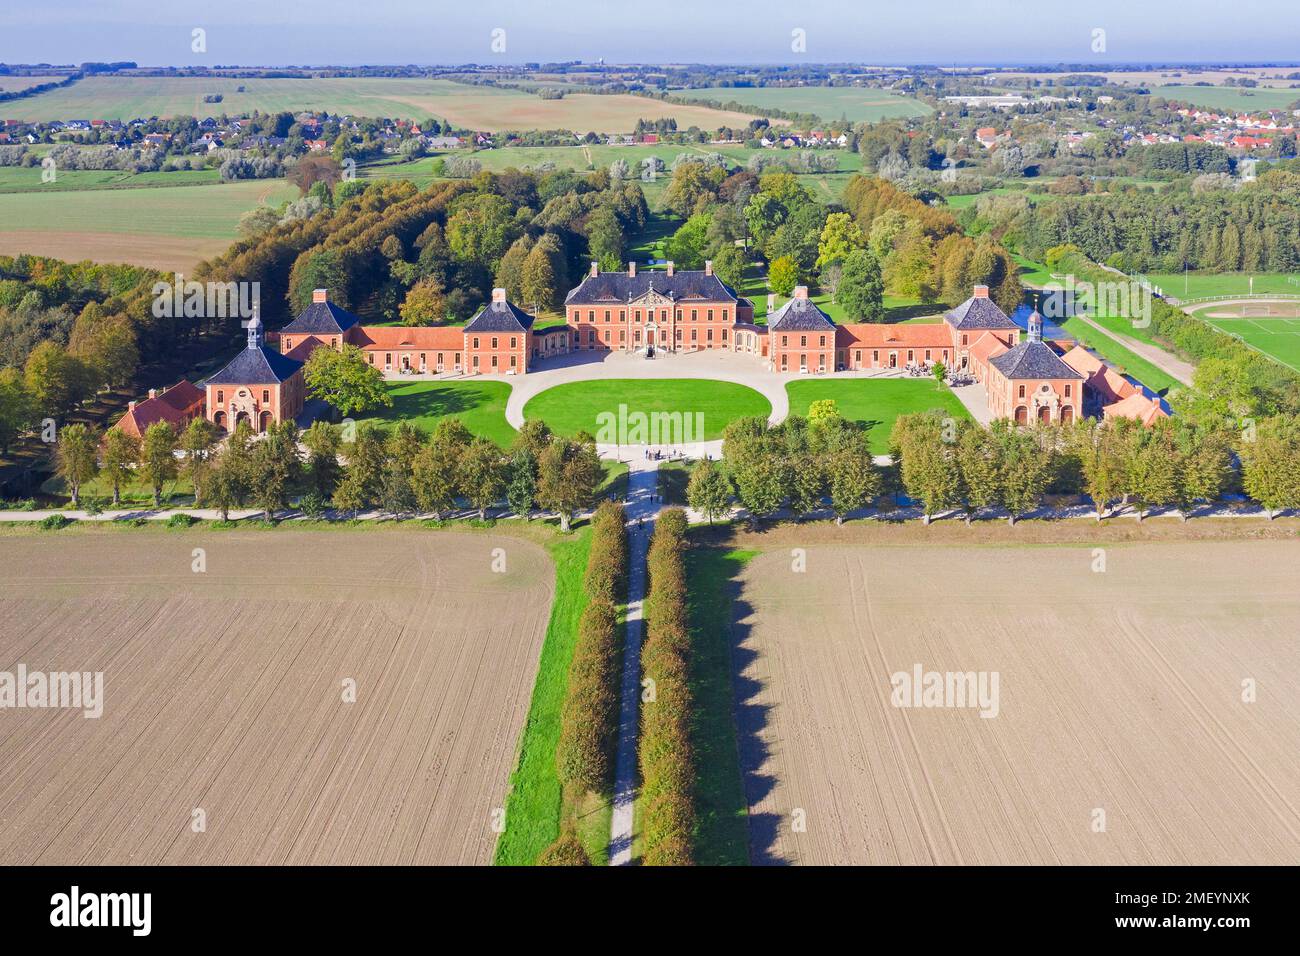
[564,269,740,306]
[989,340,1084,381]
[767,295,836,332]
[279,299,362,336]
[944,294,1019,331]
[207,341,304,386]
[464,297,536,333]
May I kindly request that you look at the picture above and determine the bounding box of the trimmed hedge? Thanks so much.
[639,508,696,866]
[583,500,629,603]
[554,501,626,797]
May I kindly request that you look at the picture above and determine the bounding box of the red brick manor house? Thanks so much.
[164,261,1163,437]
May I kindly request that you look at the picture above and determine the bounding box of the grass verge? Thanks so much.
[494,524,613,864]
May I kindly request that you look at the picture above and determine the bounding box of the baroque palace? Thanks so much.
[119,261,1167,438]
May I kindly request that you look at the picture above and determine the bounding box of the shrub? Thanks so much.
[537,831,591,866]
[166,513,197,528]
[38,514,72,531]
[299,491,327,520]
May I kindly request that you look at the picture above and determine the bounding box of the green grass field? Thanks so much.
[493,526,609,864]
[1145,85,1300,112]
[355,380,515,446]
[786,378,970,454]
[0,164,221,194]
[1199,313,1300,372]
[1146,273,1300,299]
[685,544,753,865]
[672,85,932,123]
[523,379,771,442]
[0,177,297,270]
[3,75,761,132]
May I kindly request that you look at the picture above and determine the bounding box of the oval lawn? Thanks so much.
[523,379,771,443]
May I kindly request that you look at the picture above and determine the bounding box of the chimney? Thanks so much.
[792,285,809,300]
[628,262,636,277]
[128,400,136,412]
[148,388,157,400]
[704,259,713,276]
[973,284,989,299]
[492,287,506,304]
[666,261,674,277]
[589,261,598,278]
[312,288,328,304]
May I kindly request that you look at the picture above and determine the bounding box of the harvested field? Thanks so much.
[3,76,762,132]
[0,529,554,865]
[730,539,1300,865]
[0,179,297,271]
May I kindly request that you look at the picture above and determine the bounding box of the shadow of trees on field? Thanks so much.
[726,593,787,865]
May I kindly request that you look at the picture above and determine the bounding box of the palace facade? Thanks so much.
[174,264,1165,436]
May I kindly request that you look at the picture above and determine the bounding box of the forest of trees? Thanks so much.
[993,166,1300,273]
[197,164,650,328]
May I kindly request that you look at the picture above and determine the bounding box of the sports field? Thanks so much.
[672,85,932,123]
[1148,273,1300,299]
[729,537,1300,865]
[522,379,771,442]
[0,529,556,865]
[1,76,763,132]
[1197,304,1300,372]
[355,380,516,447]
[0,177,297,271]
[786,377,970,454]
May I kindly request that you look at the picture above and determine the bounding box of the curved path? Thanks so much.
[1076,314,1195,387]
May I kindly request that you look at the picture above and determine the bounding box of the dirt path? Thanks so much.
[1076,314,1195,387]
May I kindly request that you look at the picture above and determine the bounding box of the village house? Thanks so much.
[110,381,206,439]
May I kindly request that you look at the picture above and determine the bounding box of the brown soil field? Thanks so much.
[0,529,554,865]
[729,537,1300,865]
[0,231,230,273]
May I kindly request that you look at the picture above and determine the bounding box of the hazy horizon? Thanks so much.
[4,1,1300,66]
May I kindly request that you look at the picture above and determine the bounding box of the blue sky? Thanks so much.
[2,1,1297,66]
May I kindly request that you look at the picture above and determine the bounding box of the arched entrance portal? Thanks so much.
[1060,406,1074,424]
[234,411,251,431]
[259,410,274,432]
[1038,405,1052,423]
[1014,405,1028,425]
[213,410,226,432]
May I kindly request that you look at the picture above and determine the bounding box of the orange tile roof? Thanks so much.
[113,397,185,439]
[1061,346,1140,404]
[1103,393,1168,427]
[111,381,203,439]
[157,379,204,413]
[351,326,465,350]
[837,323,953,349]
[967,330,1011,364]
[1060,345,1104,377]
